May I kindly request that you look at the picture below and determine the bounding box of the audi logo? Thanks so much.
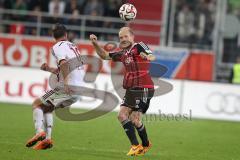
[206,92,240,115]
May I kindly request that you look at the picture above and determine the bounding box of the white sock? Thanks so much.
[33,108,44,134]
[43,116,47,132]
[44,112,53,139]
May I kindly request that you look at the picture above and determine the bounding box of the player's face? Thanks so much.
[119,30,134,49]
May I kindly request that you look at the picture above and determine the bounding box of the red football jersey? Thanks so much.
[109,42,154,89]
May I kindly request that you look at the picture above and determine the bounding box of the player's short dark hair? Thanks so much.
[52,23,67,39]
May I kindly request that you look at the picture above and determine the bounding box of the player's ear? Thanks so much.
[131,34,135,42]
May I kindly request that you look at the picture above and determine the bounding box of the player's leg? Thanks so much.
[32,111,54,150]
[41,104,54,140]
[130,88,155,154]
[118,89,145,156]
[27,89,57,149]
[118,106,143,156]
[33,111,53,150]
[38,88,61,143]
[37,96,77,148]
[130,111,149,145]
[44,111,53,140]
[118,106,139,146]
[26,98,47,147]
[130,110,151,154]
[33,98,46,133]
[33,94,79,150]
[33,110,55,150]
[42,102,54,141]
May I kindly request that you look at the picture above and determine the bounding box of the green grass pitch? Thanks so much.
[0,102,240,160]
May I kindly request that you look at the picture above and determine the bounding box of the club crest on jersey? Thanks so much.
[125,57,133,64]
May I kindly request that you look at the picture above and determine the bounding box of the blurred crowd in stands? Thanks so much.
[0,0,125,41]
[223,0,240,63]
[0,0,239,59]
[173,0,216,49]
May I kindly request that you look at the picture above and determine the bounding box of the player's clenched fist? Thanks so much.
[89,34,97,43]
[40,63,49,71]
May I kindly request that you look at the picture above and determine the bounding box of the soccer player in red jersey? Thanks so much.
[90,27,155,156]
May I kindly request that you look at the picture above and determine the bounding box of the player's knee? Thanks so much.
[47,125,53,129]
[131,118,142,128]
[117,112,128,122]
[32,99,41,109]
[44,122,53,129]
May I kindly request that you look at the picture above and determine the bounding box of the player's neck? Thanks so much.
[56,37,67,43]
[123,43,134,51]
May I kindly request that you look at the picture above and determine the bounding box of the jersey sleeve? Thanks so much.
[109,51,123,62]
[136,42,153,55]
[52,45,68,64]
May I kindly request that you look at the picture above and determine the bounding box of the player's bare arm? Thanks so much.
[40,63,58,74]
[89,34,111,60]
[140,52,156,61]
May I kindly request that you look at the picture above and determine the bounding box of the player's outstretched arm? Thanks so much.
[137,42,156,61]
[140,52,156,61]
[40,63,58,74]
[146,54,156,61]
[89,34,111,60]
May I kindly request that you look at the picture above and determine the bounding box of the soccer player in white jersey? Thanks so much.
[25,24,85,150]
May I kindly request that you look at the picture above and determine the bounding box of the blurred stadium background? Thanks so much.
[0,0,240,160]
